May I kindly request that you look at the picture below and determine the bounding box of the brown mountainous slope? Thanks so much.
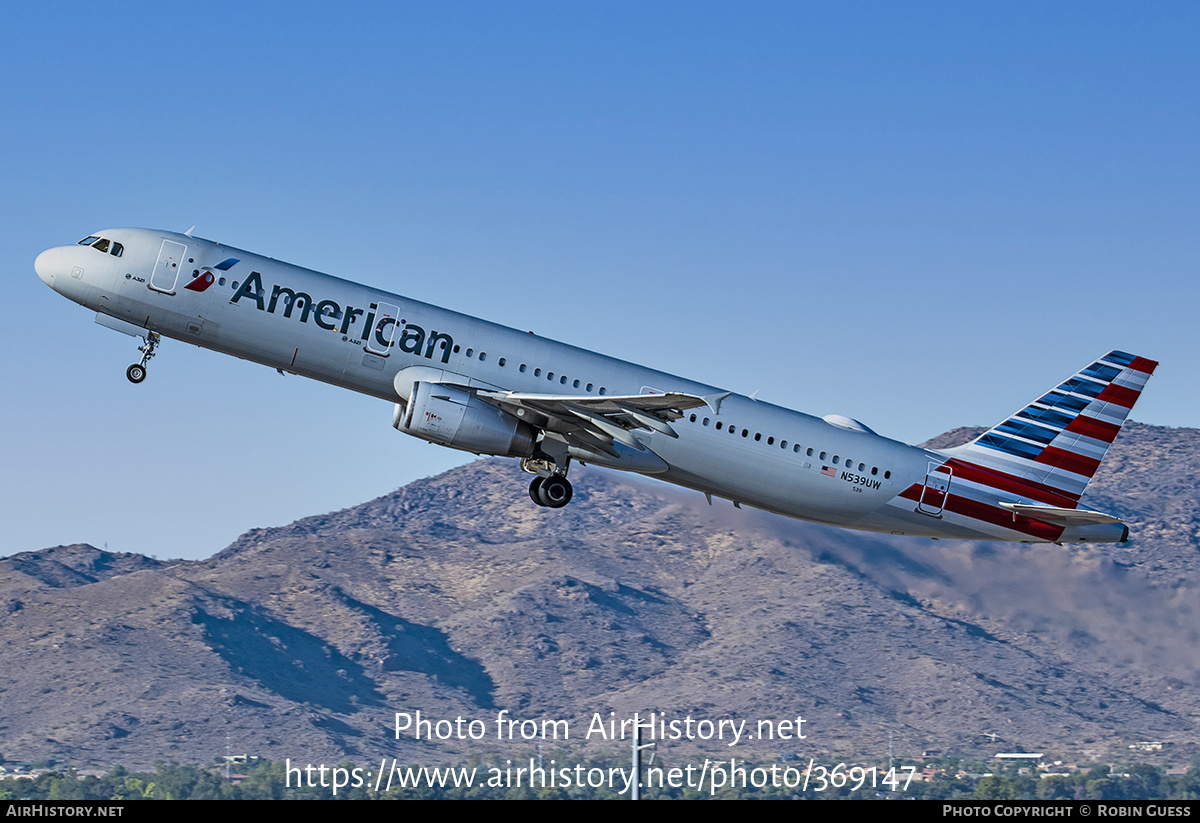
[0,423,1196,769]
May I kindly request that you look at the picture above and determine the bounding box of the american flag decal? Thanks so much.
[821,466,837,477]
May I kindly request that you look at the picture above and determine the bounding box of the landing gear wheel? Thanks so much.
[536,475,573,509]
[528,476,545,506]
[126,332,159,385]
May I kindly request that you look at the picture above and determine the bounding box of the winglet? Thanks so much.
[703,391,733,415]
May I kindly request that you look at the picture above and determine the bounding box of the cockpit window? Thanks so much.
[78,235,121,255]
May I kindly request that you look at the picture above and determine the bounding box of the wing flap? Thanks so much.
[476,390,707,417]
[473,388,709,458]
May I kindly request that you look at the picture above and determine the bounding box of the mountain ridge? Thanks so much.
[1,422,1196,769]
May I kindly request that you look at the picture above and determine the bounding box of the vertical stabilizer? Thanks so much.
[938,351,1157,505]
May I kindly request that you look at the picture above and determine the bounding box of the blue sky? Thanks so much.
[3,2,1197,560]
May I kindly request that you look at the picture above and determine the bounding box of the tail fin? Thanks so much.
[939,350,1157,504]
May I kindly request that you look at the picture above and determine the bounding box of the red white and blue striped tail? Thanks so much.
[937,350,1157,505]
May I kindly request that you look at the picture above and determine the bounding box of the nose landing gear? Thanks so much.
[126,332,160,384]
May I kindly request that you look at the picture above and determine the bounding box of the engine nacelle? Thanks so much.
[395,380,537,458]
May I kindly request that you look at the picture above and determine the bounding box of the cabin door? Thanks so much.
[149,240,187,294]
[917,462,952,516]
[365,301,401,355]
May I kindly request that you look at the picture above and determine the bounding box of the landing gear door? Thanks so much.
[150,240,186,294]
[917,462,952,516]
[365,301,401,355]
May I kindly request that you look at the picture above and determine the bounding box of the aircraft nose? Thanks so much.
[35,247,62,288]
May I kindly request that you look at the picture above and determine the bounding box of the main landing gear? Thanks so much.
[522,450,574,509]
[528,473,573,508]
[126,332,160,384]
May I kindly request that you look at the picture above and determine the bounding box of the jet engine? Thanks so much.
[395,380,537,458]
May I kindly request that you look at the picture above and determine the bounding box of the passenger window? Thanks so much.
[689,414,696,422]
[871,467,878,475]
[716,422,723,430]
[599,387,606,395]
[793,444,801,453]
[479,352,487,362]
[833,456,840,464]
[560,375,567,384]
[703,418,710,426]
[586,383,593,392]
[767,437,774,445]
[535,368,541,377]
[884,471,891,479]
[819,452,827,460]
[520,364,527,373]
[499,358,505,366]
[573,379,580,388]
[465,349,473,358]
[807,448,814,457]
[858,463,865,472]
[754,433,761,441]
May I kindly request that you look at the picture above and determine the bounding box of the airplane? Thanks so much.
[34,228,1157,544]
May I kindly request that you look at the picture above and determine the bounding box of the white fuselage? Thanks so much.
[35,228,1126,543]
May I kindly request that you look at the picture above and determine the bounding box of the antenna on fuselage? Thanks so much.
[184,226,196,237]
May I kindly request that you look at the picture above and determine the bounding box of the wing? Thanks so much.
[392,364,730,459]
[474,389,717,455]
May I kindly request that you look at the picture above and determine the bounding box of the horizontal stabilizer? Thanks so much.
[997,502,1122,527]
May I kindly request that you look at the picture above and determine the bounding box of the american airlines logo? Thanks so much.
[186,271,216,292]
[229,271,455,363]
